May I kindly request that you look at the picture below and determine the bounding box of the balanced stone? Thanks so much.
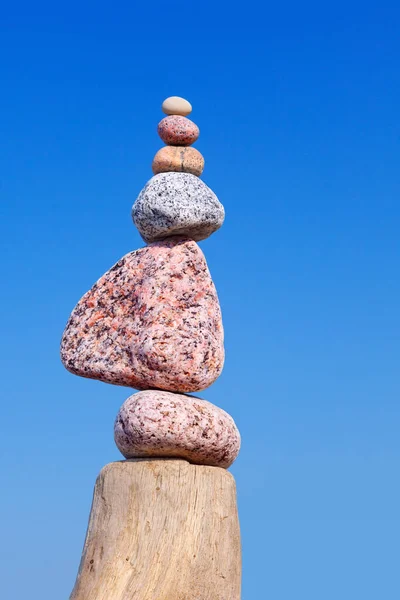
[132,172,224,243]
[162,96,192,116]
[60,237,224,392]
[114,390,241,468]
[158,115,199,146]
[152,146,204,177]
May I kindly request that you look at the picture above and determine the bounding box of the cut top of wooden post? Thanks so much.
[70,459,242,600]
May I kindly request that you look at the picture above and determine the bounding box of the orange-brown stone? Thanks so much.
[152,146,204,177]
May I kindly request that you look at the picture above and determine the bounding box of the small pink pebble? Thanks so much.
[157,115,199,146]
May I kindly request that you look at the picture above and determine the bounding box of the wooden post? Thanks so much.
[70,459,241,600]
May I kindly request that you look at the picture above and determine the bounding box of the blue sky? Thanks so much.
[1,2,400,598]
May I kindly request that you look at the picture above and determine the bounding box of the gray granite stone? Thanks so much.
[132,172,225,243]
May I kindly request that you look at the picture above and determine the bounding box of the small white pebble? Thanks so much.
[162,96,192,116]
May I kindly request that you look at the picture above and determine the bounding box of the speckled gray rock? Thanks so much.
[132,172,225,243]
[114,390,241,468]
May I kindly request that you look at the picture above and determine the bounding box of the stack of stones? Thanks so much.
[61,96,240,469]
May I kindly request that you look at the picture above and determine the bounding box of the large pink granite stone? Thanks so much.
[60,237,224,392]
[114,390,241,468]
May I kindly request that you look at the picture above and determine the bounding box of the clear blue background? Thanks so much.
[1,2,399,598]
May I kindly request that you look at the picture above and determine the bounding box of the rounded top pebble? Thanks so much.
[162,96,192,116]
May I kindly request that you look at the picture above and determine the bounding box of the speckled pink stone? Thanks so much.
[157,115,199,146]
[114,390,241,468]
[60,237,224,392]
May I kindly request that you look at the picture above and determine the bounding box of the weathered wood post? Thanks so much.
[61,96,242,599]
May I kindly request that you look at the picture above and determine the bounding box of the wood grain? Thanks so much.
[70,459,241,600]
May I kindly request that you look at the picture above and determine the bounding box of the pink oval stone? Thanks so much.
[60,238,224,392]
[157,115,199,146]
[114,390,241,468]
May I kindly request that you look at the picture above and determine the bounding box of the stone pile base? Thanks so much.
[70,459,241,600]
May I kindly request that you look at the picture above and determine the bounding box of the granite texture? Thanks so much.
[60,237,224,392]
[132,172,224,243]
[114,390,241,468]
[158,115,199,146]
[162,96,192,116]
[152,146,204,177]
